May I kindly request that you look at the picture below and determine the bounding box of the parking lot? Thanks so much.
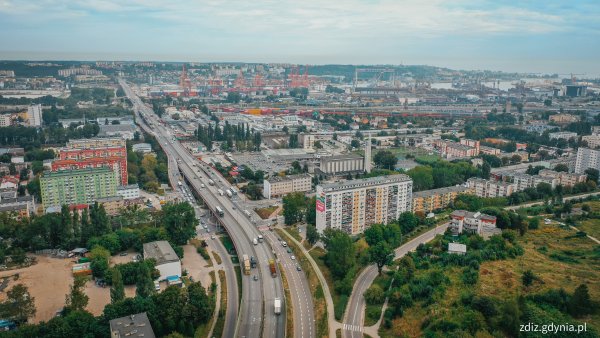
[231,152,289,175]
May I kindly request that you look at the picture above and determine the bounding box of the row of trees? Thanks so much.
[407,160,483,191]
[0,201,196,256]
[196,121,261,151]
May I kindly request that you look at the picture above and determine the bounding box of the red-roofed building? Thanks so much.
[52,146,128,185]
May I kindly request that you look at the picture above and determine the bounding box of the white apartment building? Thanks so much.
[538,169,587,187]
[507,173,558,191]
[117,184,141,200]
[548,132,578,141]
[449,210,498,236]
[575,147,600,174]
[582,135,600,149]
[467,178,517,198]
[27,104,43,127]
[263,174,312,199]
[316,175,413,235]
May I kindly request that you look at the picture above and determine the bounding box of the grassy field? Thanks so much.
[279,262,294,337]
[380,223,600,337]
[387,146,440,162]
[255,206,278,219]
[308,247,363,321]
[577,219,600,240]
[364,273,393,326]
[210,270,227,338]
[287,226,303,243]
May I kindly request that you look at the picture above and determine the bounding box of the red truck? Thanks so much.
[269,259,277,277]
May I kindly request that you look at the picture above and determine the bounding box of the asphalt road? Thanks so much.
[264,230,315,338]
[121,79,285,338]
[342,223,449,337]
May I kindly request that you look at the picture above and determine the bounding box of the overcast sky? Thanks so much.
[0,0,598,75]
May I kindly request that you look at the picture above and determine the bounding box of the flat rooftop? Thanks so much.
[143,240,179,266]
[109,312,156,338]
[319,174,411,192]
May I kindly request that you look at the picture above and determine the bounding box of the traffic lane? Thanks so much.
[343,265,377,338]
[125,82,280,338]
[265,230,315,338]
[142,113,262,337]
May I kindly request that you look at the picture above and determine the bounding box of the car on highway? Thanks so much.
[286,248,292,253]
[296,265,301,271]
[290,255,296,260]
[211,235,215,240]
[281,241,287,247]
[253,275,258,281]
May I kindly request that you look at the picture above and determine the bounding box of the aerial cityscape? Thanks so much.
[0,1,599,338]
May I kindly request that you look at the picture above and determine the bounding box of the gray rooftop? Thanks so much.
[319,174,411,192]
[413,185,469,198]
[143,240,180,266]
[109,312,156,338]
[266,173,311,184]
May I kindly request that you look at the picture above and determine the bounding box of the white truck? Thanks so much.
[274,298,281,315]
[218,189,224,196]
[253,238,258,245]
[226,189,233,198]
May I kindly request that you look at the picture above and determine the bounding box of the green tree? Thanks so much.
[89,202,110,237]
[369,242,393,275]
[282,192,307,225]
[585,168,599,183]
[397,212,419,234]
[305,196,316,226]
[0,284,36,323]
[288,134,299,148]
[89,246,110,279]
[322,229,356,279]
[554,163,569,172]
[522,269,535,287]
[364,284,385,305]
[110,268,125,303]
[407,166,434,191]
[568,284,592,317]
[65,276,89,312]
[373,150,398,170]
[306,225,319,246]
[136,261,155,298]
[161,202,197,245]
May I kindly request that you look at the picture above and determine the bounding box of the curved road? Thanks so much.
[342,223,448,337]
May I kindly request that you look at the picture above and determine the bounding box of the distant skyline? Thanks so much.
[1,1,599,76]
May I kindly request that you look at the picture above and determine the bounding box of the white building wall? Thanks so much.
[155,261,182,281]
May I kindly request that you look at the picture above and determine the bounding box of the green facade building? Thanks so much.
[40,167,118,209]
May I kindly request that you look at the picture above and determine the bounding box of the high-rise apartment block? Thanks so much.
[316,175,413,235]
[575,147,600,174]
[40,167,118,209]
[52,137,128,185]
[27,104,43,127]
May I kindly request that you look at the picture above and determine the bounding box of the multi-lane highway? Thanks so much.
[264,230,315,338]
[342,223,448,337]
[121,79,287,338]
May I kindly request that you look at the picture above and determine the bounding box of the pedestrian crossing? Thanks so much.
[343,323,363,332]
